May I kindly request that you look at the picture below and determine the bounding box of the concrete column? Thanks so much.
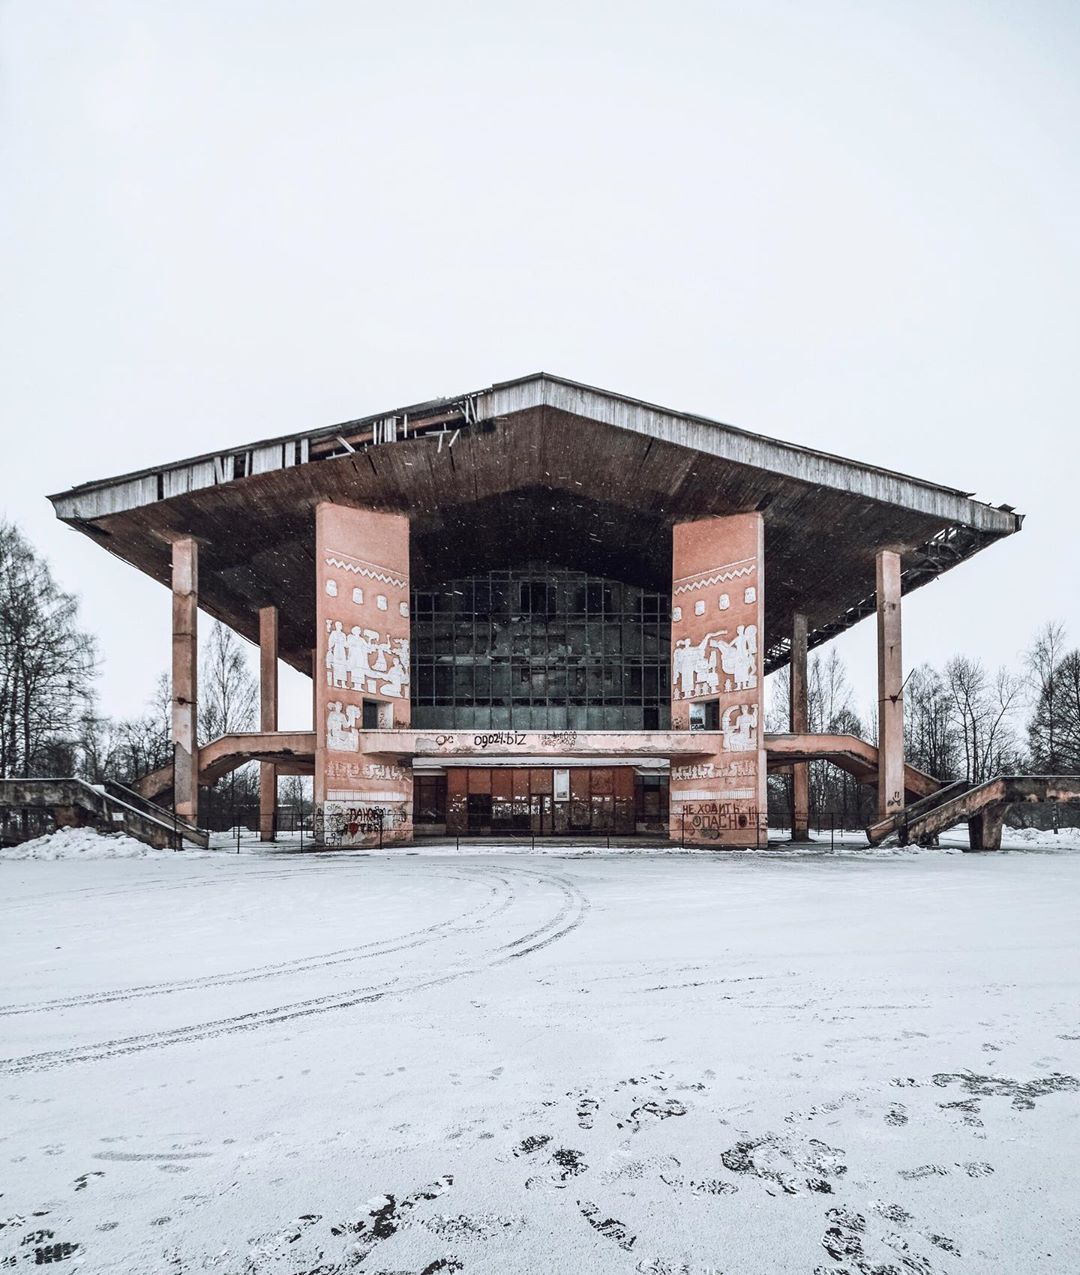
[668,513,767,848]
[876,549,905,821]
[967,807,1004,851]
[171,537,199,825]
[311,648,319,729]
[258,605,278,841]
[790,611,810,841]
[314,504,412,848]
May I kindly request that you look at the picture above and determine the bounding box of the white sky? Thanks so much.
[2,0,1077,731]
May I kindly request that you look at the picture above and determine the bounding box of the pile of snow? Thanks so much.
[1003,824,1080,850]
[0,825,191,860]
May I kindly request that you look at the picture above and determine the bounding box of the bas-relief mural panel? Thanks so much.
[314,504,412,848]
[669,514,767,847]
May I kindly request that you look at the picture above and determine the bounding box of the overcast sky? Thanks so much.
[2,0,1077,731]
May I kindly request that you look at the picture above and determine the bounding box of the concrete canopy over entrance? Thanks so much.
[50,373,1020,676]
[49,373,1023,848]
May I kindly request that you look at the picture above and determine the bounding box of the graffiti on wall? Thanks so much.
[316,800,410,847]
[670,517,766,847]
[679,800,766,840]
[314,506,412,847]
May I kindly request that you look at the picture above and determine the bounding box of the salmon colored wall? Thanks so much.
[669,514,767,847]
[314,502,412,847]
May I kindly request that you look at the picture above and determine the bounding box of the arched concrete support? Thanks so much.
[171,537,199,825]
[258,605,279,841]
[876,549,905,822]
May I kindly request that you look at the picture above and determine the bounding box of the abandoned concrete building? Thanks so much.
[48,373,1043,850]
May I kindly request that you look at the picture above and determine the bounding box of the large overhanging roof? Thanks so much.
[49,373,1021,674]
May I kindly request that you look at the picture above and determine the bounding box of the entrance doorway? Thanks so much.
[432,766,661,837]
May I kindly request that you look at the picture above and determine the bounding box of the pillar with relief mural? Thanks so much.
[669,514,767,847]
[313,502,413,847]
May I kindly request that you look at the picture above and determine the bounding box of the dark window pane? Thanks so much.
[410,564,671,730]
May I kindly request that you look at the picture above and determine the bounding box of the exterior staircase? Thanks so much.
[866,774,1080,849]
[0,778,208,850]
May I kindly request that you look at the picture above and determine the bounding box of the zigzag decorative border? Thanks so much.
[673,558,756,595]
[325,554,407,590]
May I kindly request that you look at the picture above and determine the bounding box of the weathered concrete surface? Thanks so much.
[258,606,278,842]
[876,549,904,822]
[0,779,208,849]
[789,611,809,840]
[910,775,1080,850]
[668,514,766,848]
[47,374,1023,679]
[171,538,198,825]
[314,503,412,849]
[136,731,317,802]
[766,732,939,800]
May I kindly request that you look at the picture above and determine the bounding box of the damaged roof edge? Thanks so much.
[46,372,1022,538]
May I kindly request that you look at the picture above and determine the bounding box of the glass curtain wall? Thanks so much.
[411,564,671,730]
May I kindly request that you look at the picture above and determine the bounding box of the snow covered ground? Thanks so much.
[3,846,1080,1273]
[0,826,206,861]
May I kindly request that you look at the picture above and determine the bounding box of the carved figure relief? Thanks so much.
[672,633,721,699]
[721,703,758,752]
[326,621,349,687]
[327,700,362,752]
[672,625,757,699]
[713,624,758,693]
[325,620,410,697]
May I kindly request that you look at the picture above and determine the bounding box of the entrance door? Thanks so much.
[467,793,492,833]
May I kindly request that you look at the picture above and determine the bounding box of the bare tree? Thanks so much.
[1057,651,1080,774]
[77,671,173,785]
[766,649,872,828]
[199,621,258,742]
[905,664,959,779]
[1026,622,1069,773]
[198,621,259,825]
[0,520,97,779]
[944,655,1023,784]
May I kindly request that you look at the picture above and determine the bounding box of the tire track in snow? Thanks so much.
[0,870,515,1018]
[0,865,589,1074]
[1,860,367,909]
